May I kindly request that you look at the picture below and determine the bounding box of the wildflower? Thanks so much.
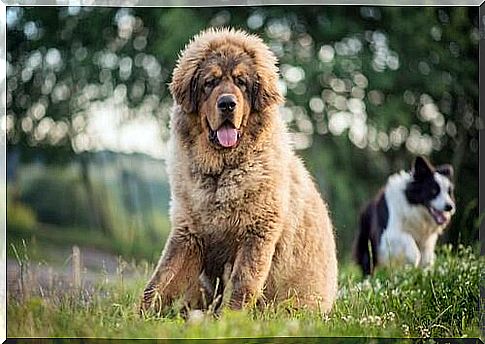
[341,315,354,323]
[418,325,431,338]
[402,324,410,336]
[385,311,396,322]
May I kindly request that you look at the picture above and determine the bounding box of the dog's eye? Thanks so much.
[204,79,217,89]
[235,77,246,87]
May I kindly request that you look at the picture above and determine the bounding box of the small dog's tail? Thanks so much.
[353,204,375,276]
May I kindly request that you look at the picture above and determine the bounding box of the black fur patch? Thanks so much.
[405,156,440,207]
[353,190,388,276]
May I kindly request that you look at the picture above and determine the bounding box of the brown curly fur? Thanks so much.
[140,28,338,314]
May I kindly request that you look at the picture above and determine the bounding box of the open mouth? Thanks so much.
[426,205,448,225]
[208,121,242,148]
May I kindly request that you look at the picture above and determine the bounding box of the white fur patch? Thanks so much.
[430,172,455,215]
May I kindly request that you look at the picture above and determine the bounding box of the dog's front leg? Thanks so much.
[140,230,202,315]
[379,229,421,268]
[229,228,278,310]
[419,232,439,268]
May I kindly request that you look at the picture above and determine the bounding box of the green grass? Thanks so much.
[7,245,483,339]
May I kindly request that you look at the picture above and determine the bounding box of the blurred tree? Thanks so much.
[6,6,479,255]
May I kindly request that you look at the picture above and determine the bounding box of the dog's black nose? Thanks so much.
[444,204,454,212]
[217,95,237,112]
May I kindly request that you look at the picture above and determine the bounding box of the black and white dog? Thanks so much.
[353,157,455,276]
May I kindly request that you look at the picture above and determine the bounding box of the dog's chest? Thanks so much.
[190,164,267,233]
[396,204,441,241]
[384,176,443,243]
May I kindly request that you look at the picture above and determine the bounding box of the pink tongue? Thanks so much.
[216,125,238,148]
[430,208,447,225]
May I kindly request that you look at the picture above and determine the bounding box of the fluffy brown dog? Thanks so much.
[140,28,337,314]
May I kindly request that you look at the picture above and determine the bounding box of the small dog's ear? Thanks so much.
[413,156,434,179]
[436,164,454,178]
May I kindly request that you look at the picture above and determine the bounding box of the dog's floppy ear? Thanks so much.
[436,164,454,178]
[412,156,434,180]
[169,62,200,114]
[252,73,284,112]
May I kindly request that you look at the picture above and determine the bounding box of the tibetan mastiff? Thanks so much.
[140,28,338,314]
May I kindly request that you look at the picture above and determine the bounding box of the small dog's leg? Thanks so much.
[229,229,277,310]
[418,233,438,268]
[379,231,421,268]
[140,231,202,315]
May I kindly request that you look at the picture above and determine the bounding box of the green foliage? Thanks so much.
[7,245,482,338]
[7,154,171,261]
[7,210,169,263]
[7,199,37,233]
[19,165,93,227]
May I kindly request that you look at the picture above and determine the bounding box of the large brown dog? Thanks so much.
[140,28,337,314]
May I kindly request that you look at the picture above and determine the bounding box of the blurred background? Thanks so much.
[5,7,480,271]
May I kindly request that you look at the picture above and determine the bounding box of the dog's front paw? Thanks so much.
[229,288,252,310]
[139,284,162,316]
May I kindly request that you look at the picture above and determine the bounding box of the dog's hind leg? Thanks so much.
[353,203,375,276]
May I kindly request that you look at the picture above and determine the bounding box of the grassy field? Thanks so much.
[7,244,482,339]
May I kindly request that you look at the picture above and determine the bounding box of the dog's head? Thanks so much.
[405,156,456,226]
[170,28,283,150]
